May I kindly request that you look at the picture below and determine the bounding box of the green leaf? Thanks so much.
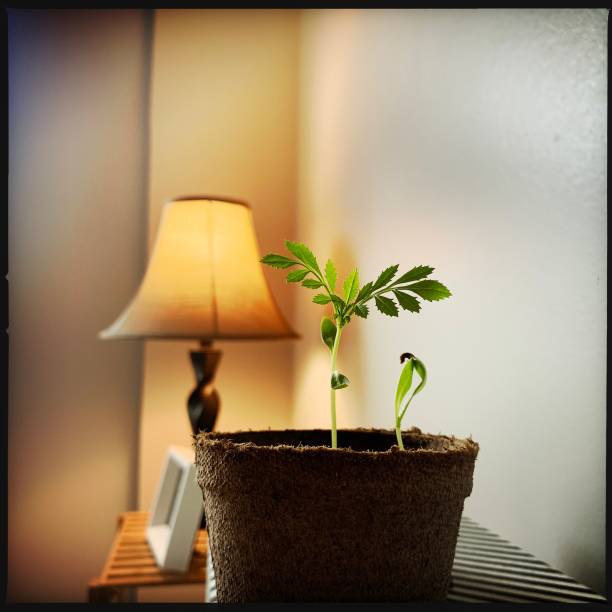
[356,281,373,303]
[261,253,298,269]
[331,371,350,390]
[330,295,346,310]
[320,317,336,352]
[313,294,331,305]
[325,259,337,291]
[395,356,414,414]
[285,241,321,274]
[354,303,369,318]
[374,295,399,317]
[399,356,427,421]
[302,279,324,289]
[372,264,399,290]
[393,290,421,313]
[395,265,434,284]
[343,269,360,303]
[412,357,428,397]
[401,279,452,301]
[286,268,310,283]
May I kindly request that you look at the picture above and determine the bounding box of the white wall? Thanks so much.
[296,9,606,593]
[8,10,149,601]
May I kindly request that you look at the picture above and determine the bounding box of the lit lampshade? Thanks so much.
[99,196,296,341]
[99,196,297,436]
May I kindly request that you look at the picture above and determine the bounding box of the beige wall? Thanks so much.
[139,7,299,511]
[296,9,607,593]
[8,10,150,601]
[137,11,299,600]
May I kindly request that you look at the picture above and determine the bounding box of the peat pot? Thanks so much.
[194,428,479,603]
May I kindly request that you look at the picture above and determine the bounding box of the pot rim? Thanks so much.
[194,427,479,458]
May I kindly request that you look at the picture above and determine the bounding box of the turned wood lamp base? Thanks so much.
[187,340,222,436]
[188,340,222,531]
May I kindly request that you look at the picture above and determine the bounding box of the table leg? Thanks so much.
[117,587,137,602]
[88,584,116,603]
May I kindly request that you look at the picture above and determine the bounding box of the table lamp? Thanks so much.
[99,196,297,434]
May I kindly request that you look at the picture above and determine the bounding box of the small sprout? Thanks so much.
[394,353,428,450]
[261,240,450,448]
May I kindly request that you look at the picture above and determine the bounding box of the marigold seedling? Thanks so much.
[394,352,428,449]
[261,241,451,448]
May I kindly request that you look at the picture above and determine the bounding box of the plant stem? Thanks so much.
[304,262,345,449]
[395,417,405,450]
[330,323,343,449]
[394,387,404,450]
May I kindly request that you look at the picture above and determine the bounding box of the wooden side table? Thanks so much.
[88,511,207,603]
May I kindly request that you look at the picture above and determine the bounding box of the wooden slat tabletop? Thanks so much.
[89,511,207,593]
[205,516,607,604]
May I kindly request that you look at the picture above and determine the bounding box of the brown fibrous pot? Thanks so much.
[194,427,479,603]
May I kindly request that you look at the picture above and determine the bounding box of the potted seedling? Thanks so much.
[195,241,479,603]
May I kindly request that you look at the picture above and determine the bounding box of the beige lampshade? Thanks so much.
[99,196,297,341]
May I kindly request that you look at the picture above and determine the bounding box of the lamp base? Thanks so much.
[187,341,222,436]
[188,341,221,532]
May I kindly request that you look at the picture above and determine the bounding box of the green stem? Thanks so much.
[304,265,335,302]
[395,417,405,450]
[399,399,411,422]
[330,387,337,449]
[301,262,345,449]
[330,323,343,449]
[394,386,404,450]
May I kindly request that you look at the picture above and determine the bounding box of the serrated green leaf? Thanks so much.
[313,294,331,305]
[330,294,346,309]
[399,356,427,421]
[285,241,321,274]
[356,281,373,303]
[401,279,451,301]
[320,317,336,352]
[325,259,337,291]
[302,279,324,289]
[393,290,421,313]
[395,356,414,414]
[331,371,350,390]
[372,264,399,290]
[261,253,298,269]
[395,265,434,284]
[374,295,399,317]
[354,303,369,319]
[286,268,310,283]
[343,269,360,303]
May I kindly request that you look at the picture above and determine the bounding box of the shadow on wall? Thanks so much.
[8,8,150,602]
